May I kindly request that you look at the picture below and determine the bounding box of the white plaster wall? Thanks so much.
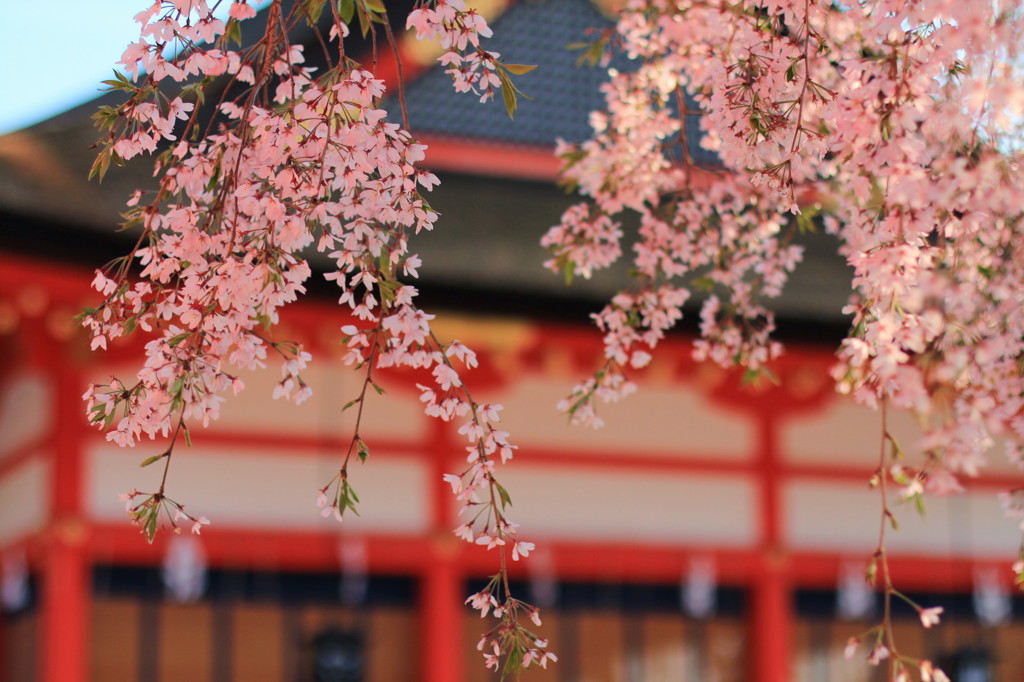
[0,456,50,546]
[781,396,1024,476]
[494,464,757,546]
[92,360,428,443]
[87,445,429,533]
[0,373,51,460]
[497,377,756,460]
[784,480,1020,557]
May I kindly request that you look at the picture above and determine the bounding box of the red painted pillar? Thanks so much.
[748,414,792,682]
[415,409,468,679]
[420,418,465,682]
[29,312,90,682]
[749,550,792,682]
[421,541,464,682]
[39,527,90,682]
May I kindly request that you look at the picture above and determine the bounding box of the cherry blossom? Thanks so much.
[918,606,943,629]
[87,0,1024,678]
[87,0,547,674]
[546,2,1024,679]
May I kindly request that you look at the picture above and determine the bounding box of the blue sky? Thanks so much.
[0,1,148,134]
[0,1,272,135]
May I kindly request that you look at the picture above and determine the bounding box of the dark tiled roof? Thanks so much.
[389,0,716,165]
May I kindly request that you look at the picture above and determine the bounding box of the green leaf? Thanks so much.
[354,0,384,37]
[749,112,764,134]
[356,439,369,463]
[356,4,371,36]
[889,436,904,461]
[139,453,166,468]
[785,59,800,83]
[378,278,397,303]
[568,33,610,68]
[300,0,327,25]
[167,331,191,347]
[796,206,819,233]
[500,643,523,680]
[494,482,513,509]
[338,0,355,24]
[225,17,243,45]
[691,276,715,292]
[865,556,878,585]
[205,164,222,193]
[338,480,361,517]
[914,492,926,517]
[91,105,119,127]
[144,511,158,543]
[497,69,518,119]
[759,366,780,386]
[101,74,135,93]
[89,148,113,182]
[740,368,760,387]
[502,63,538,75]
[181,82,207,107]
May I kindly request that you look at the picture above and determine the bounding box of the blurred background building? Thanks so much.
[1,1,1023,681]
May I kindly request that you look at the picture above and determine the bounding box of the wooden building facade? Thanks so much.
[1,253,1023,681]
[1,2,1024,680]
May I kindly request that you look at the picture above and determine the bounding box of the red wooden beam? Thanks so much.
[0,254,93,301]
[415,134,734,185]
[77,523,1024,592]
[419,134,561,180]
[782,461,1024,491]
[88,523,431,575]
[788,551,1017,591]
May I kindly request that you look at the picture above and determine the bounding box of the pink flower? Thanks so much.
[191,517,211,535]
[119,490,140,512]
[512,541,534,561]
[919,606,943,628]
[443,473,463,494]
[433,363,461,390]
[535,651,557,669]
[867,643,889,665]
[228,1,256,20]
[921,660,950,682]
[405,8,435,39]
